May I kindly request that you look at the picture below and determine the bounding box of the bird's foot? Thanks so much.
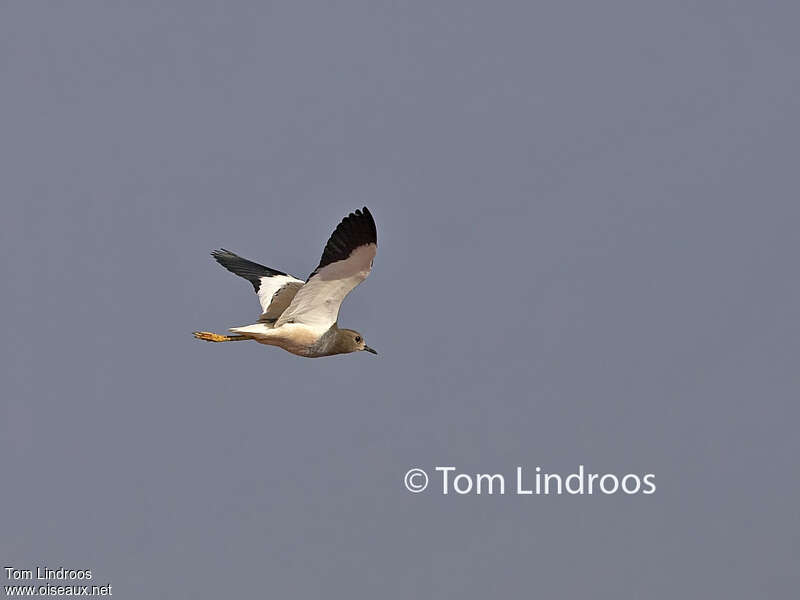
[193,331,233,342]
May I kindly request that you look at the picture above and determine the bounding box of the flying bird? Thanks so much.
[193,207,378,358]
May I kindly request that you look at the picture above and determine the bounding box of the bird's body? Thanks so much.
[224,322,356,358]
[193,207,378,358]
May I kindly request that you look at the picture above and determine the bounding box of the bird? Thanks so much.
[193,207,378,358]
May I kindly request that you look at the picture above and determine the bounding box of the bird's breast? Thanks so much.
[260,323,327,357]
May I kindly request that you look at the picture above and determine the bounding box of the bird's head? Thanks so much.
[335,328,377,355]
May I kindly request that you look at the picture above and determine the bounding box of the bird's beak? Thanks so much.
[364,345,378,355]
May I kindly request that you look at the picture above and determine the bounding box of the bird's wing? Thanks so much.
[275,207,377,331]
[211,249,304,322]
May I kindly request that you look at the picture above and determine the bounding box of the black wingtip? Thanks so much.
[210,248,288,292]
[309,207,377,279]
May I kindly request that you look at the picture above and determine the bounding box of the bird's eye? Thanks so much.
[355,336,361,343]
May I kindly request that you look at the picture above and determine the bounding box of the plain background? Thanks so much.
[2,2,799,598]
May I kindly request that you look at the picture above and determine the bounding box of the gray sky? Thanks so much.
[2,1,799,598]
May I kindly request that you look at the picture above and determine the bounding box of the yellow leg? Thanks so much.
[193,331,249,342]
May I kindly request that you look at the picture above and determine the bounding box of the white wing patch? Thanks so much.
[275,243,376,332]
[257,275,304,322]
